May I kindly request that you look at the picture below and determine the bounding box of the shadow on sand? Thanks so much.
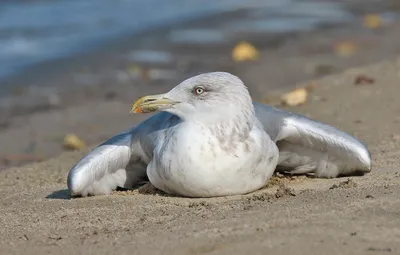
[46,189,71,200]
[45,183,171,200]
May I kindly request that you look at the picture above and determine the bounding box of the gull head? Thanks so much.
[131,72,254,124]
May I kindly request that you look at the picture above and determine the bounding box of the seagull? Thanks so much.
[67,72,371,197]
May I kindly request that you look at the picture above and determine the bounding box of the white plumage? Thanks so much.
[67,72,371,197]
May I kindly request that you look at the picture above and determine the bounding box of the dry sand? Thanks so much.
[1,58,400,254]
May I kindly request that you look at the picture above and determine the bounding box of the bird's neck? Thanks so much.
[190,106,255,144]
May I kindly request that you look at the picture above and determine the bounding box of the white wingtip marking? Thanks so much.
[356,145,372,172]
[67,166,86,196]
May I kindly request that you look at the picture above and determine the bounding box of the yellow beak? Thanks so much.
[130,94,179,114]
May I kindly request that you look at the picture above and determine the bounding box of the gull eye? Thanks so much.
[194,86,205,95]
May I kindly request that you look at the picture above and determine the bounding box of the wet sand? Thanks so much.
[1,55,400,254]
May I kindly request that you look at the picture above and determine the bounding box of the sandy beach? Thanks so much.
[1,1,400,253]
[1,55,400,254]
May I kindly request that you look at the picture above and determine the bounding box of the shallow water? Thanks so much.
[0,0,356,81]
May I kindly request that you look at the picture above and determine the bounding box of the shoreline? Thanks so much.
[1,1,399,103]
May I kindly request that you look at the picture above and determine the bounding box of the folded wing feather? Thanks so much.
[67,113,180,197]
[254,102,371,177]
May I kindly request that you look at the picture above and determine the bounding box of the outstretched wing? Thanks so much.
[67,112,180,197]
[254,102,372,178]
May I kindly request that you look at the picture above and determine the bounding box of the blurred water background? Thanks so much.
[0,0,399,102]
[1,0,390,81]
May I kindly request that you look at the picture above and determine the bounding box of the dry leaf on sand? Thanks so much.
[363,14,382,29]
[232,41,259,62]
[334,41,357,57]
[281,88,308,106]
[63,134,86,150]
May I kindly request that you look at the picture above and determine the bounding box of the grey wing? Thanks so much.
[253,102,372,178]
[67,112,180,197]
